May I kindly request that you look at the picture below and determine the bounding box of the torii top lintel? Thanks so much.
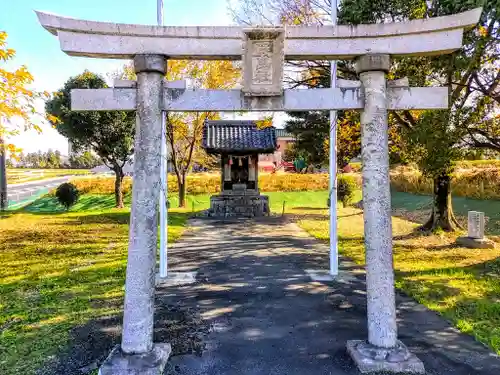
[35,8,481,60]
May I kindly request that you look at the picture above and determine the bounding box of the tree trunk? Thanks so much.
[178,177,186,208]
[114,168,125,208]
[421,173,461,232]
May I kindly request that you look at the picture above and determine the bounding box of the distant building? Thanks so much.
[275,129,295,152]
[259,128,295,170]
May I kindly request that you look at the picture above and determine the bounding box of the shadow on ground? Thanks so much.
[23,194,133,213]
[37,217,500,375]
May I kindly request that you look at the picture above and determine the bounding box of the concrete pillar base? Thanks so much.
[304,269,357,283]
[99,344,171,375]
[347,340,425,374]
[155,271,198,286]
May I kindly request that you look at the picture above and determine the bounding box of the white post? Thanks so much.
[329,0,338,276]
[0,118,7,211]
[158,0,168,278]
[157,0,163,26]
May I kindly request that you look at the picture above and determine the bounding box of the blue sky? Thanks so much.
[2,0,237,153]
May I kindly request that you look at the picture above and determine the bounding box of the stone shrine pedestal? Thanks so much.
[207,184,270,218]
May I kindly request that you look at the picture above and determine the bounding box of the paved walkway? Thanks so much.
[7,176,71,209]
[161,217,500,375]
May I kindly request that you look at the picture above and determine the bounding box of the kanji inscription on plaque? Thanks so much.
[252,41,274,84]
[242,28,284,96]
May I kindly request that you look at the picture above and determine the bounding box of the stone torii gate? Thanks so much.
[36,8,480,375]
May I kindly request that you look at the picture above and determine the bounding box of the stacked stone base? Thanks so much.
[207,194,270,217]
[347,340,425,374]
[99,344,171,375]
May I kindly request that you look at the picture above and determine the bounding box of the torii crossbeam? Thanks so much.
[36,8,481,375]
[71,82,449,112]
[37,9,480,60]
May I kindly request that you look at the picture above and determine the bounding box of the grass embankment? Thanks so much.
[354,160,500,200]
[391,167,500,200]
[7,169,91,184]
[0,196,190,375]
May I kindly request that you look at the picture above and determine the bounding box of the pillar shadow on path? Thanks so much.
[39,216,500,375]
[160,217,500,375]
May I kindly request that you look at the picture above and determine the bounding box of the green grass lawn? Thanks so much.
[0,198,191,375]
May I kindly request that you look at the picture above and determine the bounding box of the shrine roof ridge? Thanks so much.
[202,120,277,155]
[205,120,259,126]
[36,8,480,39]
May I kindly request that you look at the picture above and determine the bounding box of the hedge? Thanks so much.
[390,169,500,200]
[71,173,335,195]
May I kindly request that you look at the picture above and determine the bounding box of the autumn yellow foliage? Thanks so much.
[70,173,336,196]
[0,31,49,151]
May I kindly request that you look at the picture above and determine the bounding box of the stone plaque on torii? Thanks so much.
[242,27,285,96]
[36,8,481,375]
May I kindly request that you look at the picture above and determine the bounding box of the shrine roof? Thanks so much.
[202,121,277,155]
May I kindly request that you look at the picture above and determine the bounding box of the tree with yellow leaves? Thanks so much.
[113,60,240,207]
[0,31,47,209]
[0,31,48,146]
[166,60,240,207]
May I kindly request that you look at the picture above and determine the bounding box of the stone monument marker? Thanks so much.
[468,211,484,239]
[35,8,481,375]
[457,211,495,249]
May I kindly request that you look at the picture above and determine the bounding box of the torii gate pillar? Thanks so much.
[99,54,172,374]
[346,54,424,373]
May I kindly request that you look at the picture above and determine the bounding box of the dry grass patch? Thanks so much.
[390,166,500,200]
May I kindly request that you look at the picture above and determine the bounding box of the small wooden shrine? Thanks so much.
[202,120,277,217]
